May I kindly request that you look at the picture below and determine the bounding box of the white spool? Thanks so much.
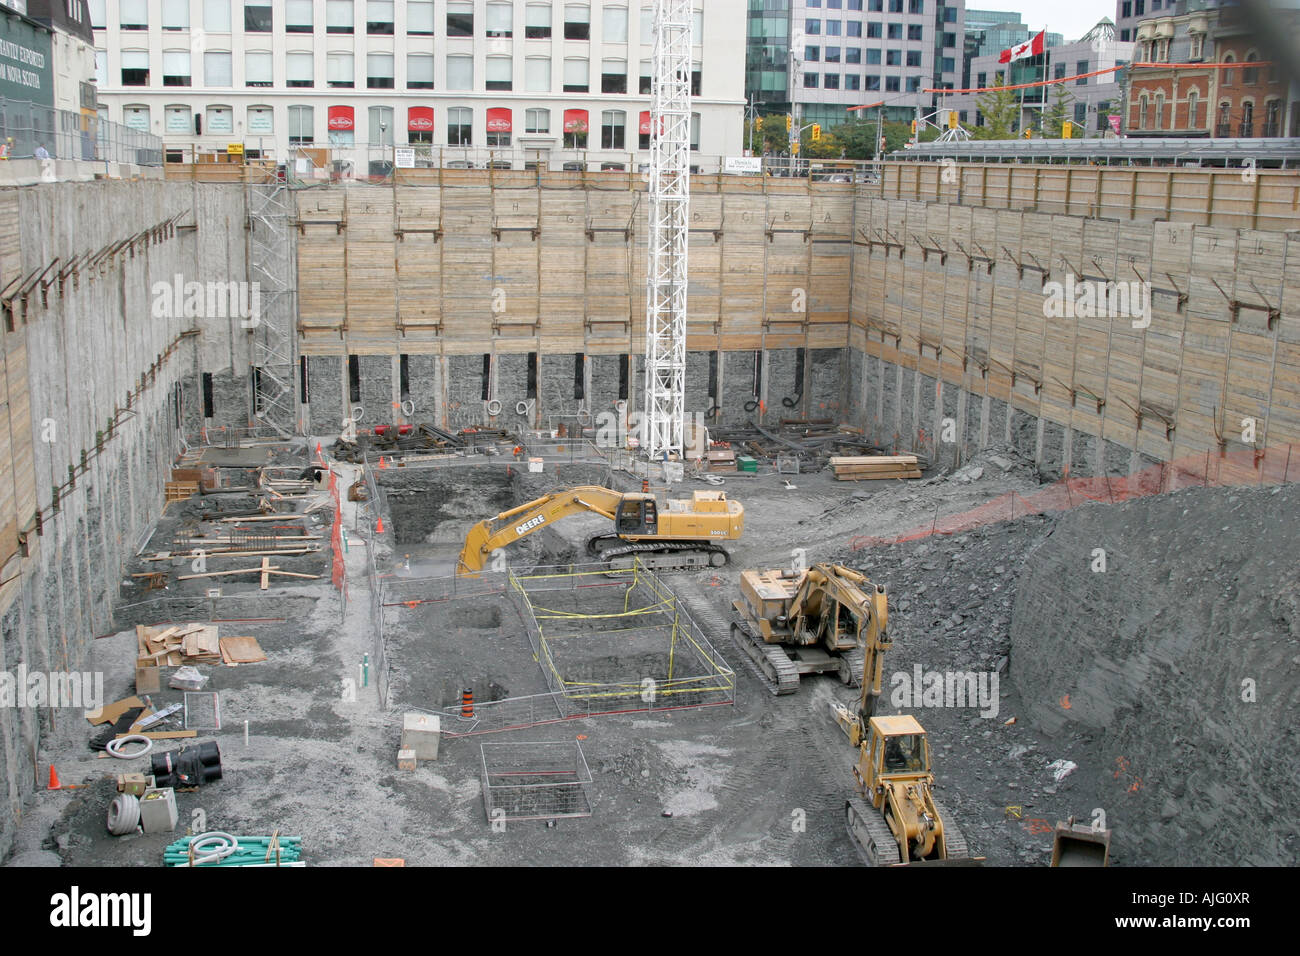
[485,399,503,416]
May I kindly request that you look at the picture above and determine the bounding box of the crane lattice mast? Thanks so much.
[642,0,693,460]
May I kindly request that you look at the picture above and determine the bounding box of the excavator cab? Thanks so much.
[615,496,658,536]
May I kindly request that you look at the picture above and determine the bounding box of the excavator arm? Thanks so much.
[457,486,629,575]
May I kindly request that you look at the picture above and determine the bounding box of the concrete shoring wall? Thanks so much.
[0,180,250,860]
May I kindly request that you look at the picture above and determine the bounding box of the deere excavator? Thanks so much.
[456,486,743,575]
[731,564,890,698]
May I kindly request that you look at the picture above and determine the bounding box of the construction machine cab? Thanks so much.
[615,495,658,534]
[863,715,931,789]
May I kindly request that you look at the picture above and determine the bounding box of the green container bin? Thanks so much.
[737,456,758,473]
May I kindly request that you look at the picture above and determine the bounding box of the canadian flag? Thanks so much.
[999,30,1045,64]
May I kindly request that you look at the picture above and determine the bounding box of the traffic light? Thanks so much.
[879,136,887,152]
[911,119,917,136]
[755,116,763,132]
[786,115,793,133]
[791,141,800,154]
[811,124,822,141]
[948,110,958,130]
[1062,120,1074,139]
[1023,126,1033,139]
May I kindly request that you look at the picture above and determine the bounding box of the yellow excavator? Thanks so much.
[731,564,890,697]
[830,709,979,866]
[456,486,743,575]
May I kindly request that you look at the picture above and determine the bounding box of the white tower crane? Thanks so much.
[641,0,693,460]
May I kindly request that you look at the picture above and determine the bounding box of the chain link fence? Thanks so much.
[0,95,163,165]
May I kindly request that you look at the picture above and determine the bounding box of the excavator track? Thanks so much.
[845,798,902,866]
[588,535,730,572]
[838,648,865,688]
[729,618,800,696]
[931,801,971,860]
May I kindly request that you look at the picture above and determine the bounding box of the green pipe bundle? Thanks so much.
[163,835,303,867]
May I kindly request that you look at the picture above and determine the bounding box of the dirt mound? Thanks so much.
[1010,484,1300,866]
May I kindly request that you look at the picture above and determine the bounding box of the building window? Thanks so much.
[1076,61,1088,84]
[526,56,550,92]
[1240,101,1253,137]
[690,112,700,151]
[202,0,229,31]
[245,51,273,87]
[887,23,901,39]
[1216,101,1230,136]
[906,51,921,67]
[408,54,434,89]
[866,22,880,38]
[286,52,313,87]
[89,0,106,28]
[601,109,625,149]
[825,47,840,63]
[123,104,150,131]
[367,1,394,34]
[604,6,628,43]
[1155,92,1165,129]
[327,52,354,88]
[162,0,188,30]
[286,0,313,32]
[1074,102,1087,126]
[692,8,702,43]
[526,3,552,38]
[448,1,474,36]
[205,51,232,86]
[824,73,839,89]
[162,50,191,86]
[846,48,861,64]
[408,1,434,35]
[447,54,474,90]
[564,4,590,40]
[826,20,841,36]
[865,75,879,90]
[487,108,512,146]
[845,74,860,90]
[806,45,820,62]
[867,49,881,65]
[941,56,954,73]
[804,73,818,88]
[1263,99,1281,137]
[885,76,899,91]
[563,57,589,93]
[1187,90,1199,129]
[244,4,272,32]
[486,1,513,37]
[1139,94,1148,129]
[165,104,190,133]
[907,24,922,41]
[1189,33,1204,61]
[977,71,986,87]
[525,108,549,133]
[639,59,651,94]
[943,31,955,47]
[907,76,921,92]
[448,107,473,145]
[486,56,513,91]
[248,105,273,135]
[369,106,394,146]
[206,105,233,134]
[602,59,627,93]
[847,21,862,38]
[886,50,900,66]
[326,0,354,34]
[1221,55,1233,87]
[806,19,820,35]
[367,53,394,89]
[908,0,922,11]
[1243,52,1259,85]
[564,119,588,149]
[120,0,147,29]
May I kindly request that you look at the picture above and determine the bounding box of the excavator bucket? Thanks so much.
[1051,821,1111,867]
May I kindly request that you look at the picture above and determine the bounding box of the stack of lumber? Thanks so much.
[830,455,922,481]
[135,623,267,666]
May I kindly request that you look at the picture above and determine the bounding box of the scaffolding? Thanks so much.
[246,182,298,437]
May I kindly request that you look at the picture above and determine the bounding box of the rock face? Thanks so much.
[1010,484,1300,866]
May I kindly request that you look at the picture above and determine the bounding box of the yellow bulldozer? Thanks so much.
[731,564,890,697]
[457,486,743,575]
[831,710,980,865]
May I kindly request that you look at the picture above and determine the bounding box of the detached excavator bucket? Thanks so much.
[1051,821,1111,867]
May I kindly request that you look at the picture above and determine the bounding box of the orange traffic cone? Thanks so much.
[47,764,61,790]
[376,516,385,534]
[378,456,387,469]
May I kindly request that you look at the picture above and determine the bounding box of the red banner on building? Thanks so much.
[563,108,589,132]
[639,110,651,135]
[327,106,354,131]
[408,106,434,131]
[486,107,512,132]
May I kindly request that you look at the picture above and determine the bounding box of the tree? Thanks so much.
[747,114,795,154]
[974,72,1019,140]
[1042,82,1077,138]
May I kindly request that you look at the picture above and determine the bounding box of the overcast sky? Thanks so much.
[983,1,1120,45]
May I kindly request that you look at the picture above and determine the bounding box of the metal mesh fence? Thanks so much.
[480,741,593,823]
[0,94,163,164]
